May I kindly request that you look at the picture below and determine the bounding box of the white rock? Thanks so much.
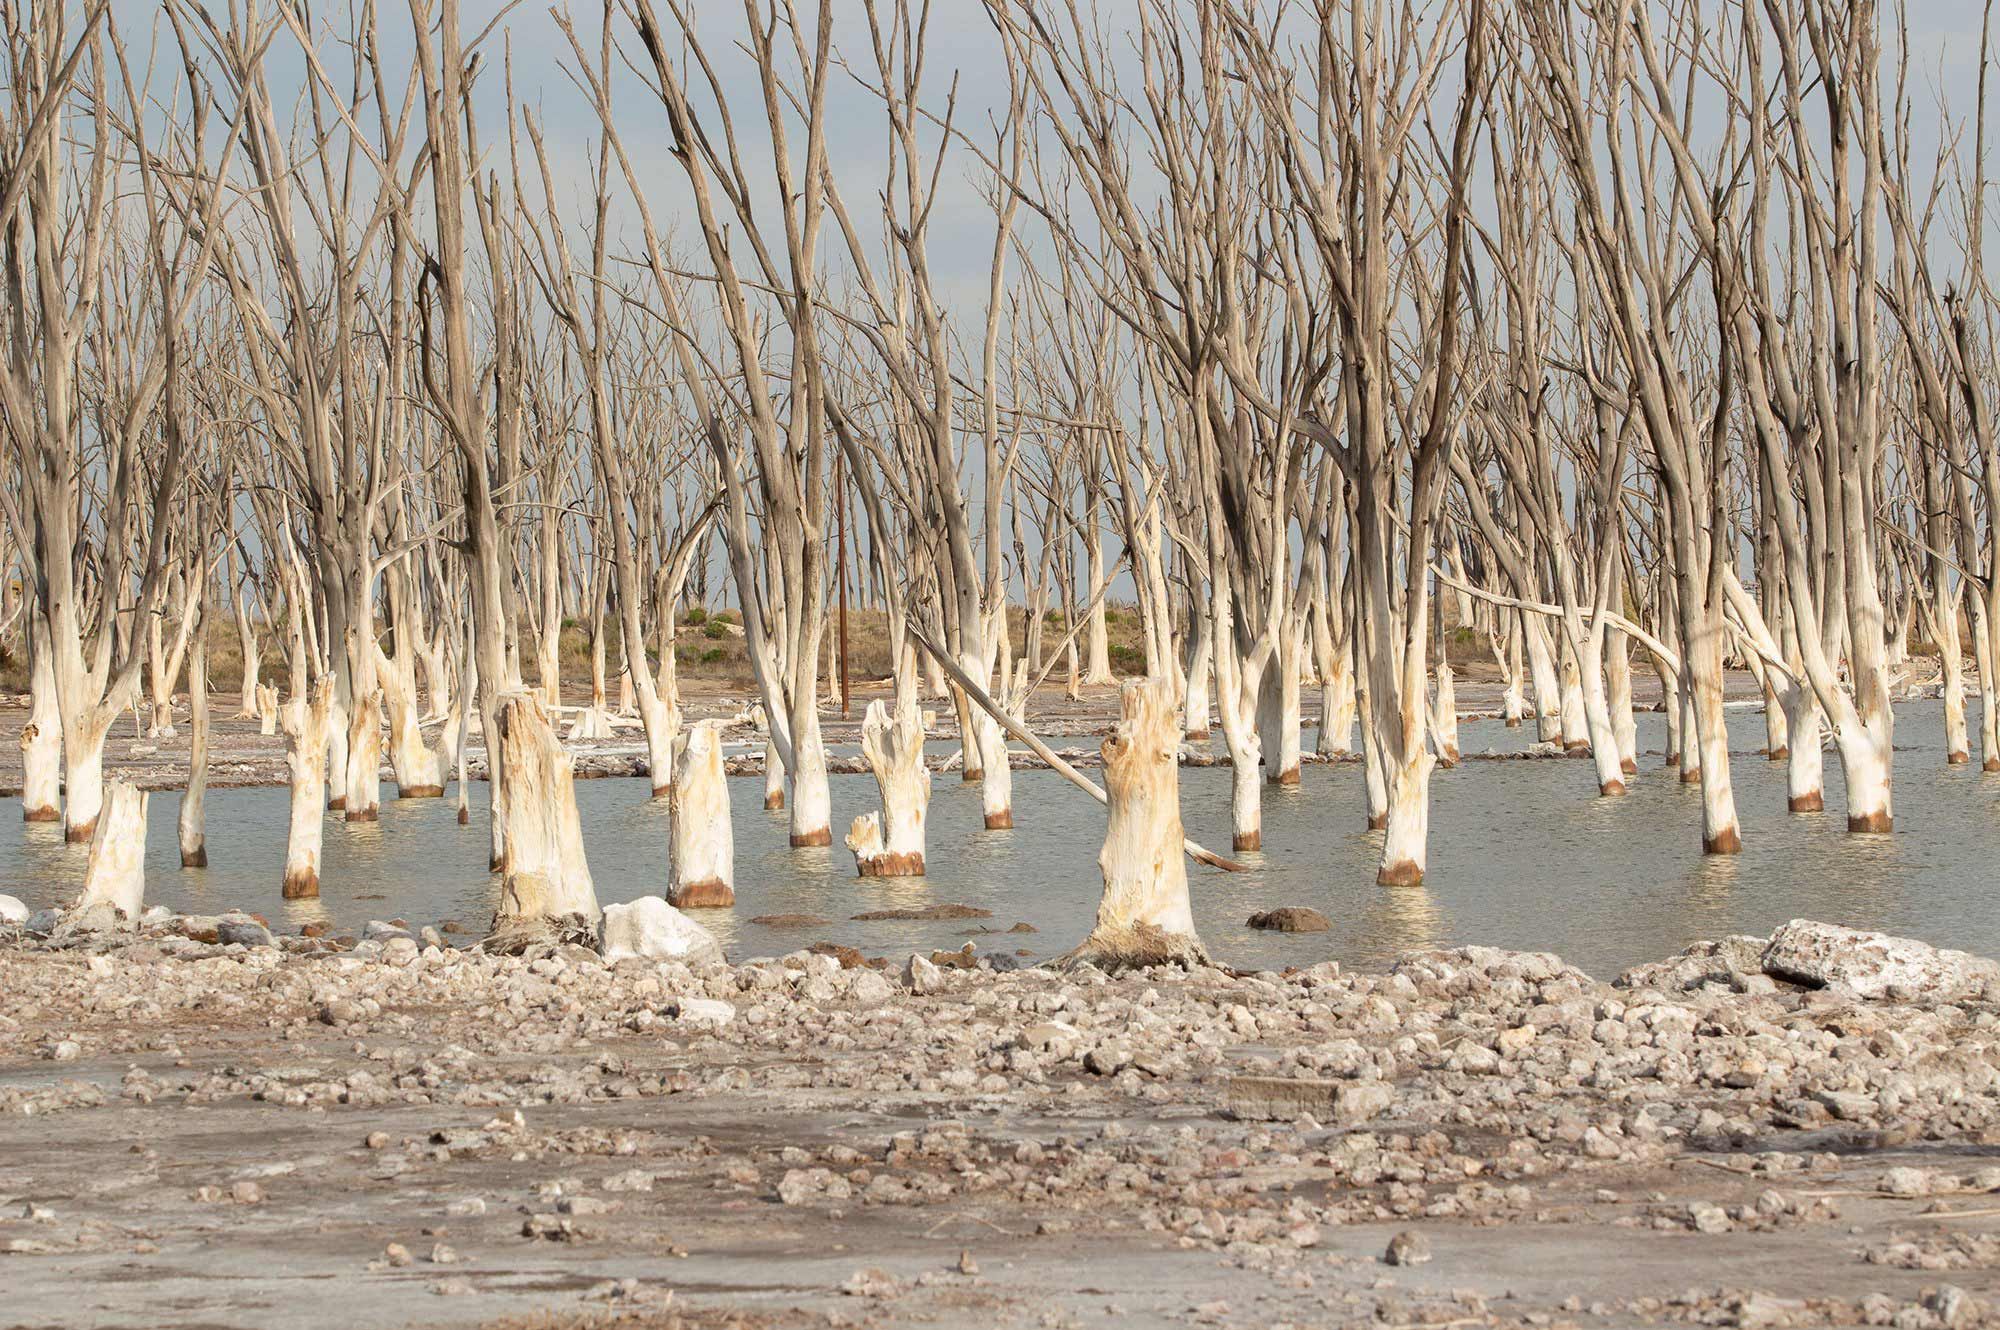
[903,953,945,995]
[674,997,736,1026]
[598,897,723,967]
[1761,920,2000,1001]
[0,894,27,924]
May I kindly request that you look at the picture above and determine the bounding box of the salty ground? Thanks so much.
[4,677,2000,1328]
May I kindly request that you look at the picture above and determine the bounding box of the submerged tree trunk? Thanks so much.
[71,781,148,927]
[21,612,60,824]
[491,693,600,937]
[849,696,929,877]
[668,719,734,907]
[1068,677,1206,971]
[281,679,331,899]
[180,620,209,868]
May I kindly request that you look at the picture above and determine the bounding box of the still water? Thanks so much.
[3,700,1995,979]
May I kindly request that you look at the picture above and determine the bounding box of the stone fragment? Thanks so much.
[1382,1230,1432,1265]
[1246,907,1330,933]
[1761,920,2000,1001]
[1224,1076,1393,1124]
[598,897,723,967]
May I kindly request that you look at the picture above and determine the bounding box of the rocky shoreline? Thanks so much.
[3,912,1999,1327]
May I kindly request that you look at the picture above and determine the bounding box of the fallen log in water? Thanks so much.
[904,619,1249,873]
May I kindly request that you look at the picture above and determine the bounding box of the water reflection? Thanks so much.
[0,698,1994,978]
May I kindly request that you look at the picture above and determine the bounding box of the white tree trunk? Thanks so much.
[1785,691,1825,813]
[1071,677,1205,970]
[975,705,1013,829]
[1378,749,1436,887]
[849,697,929,877]
[668,719,734,907]
[256,683,280,736]
[381,655,444,797]
[1940,594,1969,764]
[180,630,208,868]
[72,781,147,925]
[281,679,330,898]
[640,695,677,798]
[762,734,786,810]
[21,615,61,824]
[1182,619,1213,739]
[1433,665,1461,766]
[325,681,350,813]
[1257,629,1302,785]
[234,602,261,719]
[1835,707,1894,833]
[1559,653,1589,755]
[62,723,108,845]
[1318,654,1356,757]
[1607,629,1638,775]
[788,707,833,846]
[492,692,600,931]
[1498,614,1526,728]
[1524,615,1563,743]
[344,687,382,822]
[1215,657,1262,850]
[566,706,615,741]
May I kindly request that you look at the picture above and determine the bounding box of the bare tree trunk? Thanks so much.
[179,607,208,867]
[668,719,734,907]
[1068,677,1205,971]
[281,678,330,899]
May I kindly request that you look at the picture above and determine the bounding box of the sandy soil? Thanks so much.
[2,921,1996,1329]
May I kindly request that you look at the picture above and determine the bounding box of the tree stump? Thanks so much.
[668,719,734,907]
[848,697,929,877]
[1068,677,1207,971]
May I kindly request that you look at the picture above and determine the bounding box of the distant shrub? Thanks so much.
[685,606,708,626]
[1103,608,1122,624]
[703,621,730,640]
[701,647,724,664]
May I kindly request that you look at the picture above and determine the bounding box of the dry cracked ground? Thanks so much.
[3,920,1999,1330]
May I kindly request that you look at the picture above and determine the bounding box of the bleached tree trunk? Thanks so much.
[1182,608,1213,739]
[491,692,599,935]
[850,694,930,878]
[1257,624,1303,785]
[1069,677,1205,970]
[668,719,734,907]
[71,781,147,926]
[344,686,381,822]
[1524,615,1563,743]
[1559,652,1589,755]
[280,678,330,899]
[1607,628,1638,775]
[1431,663,1460,766]
[380,651,444,797]
[233,587,261,719]
[256,684,279,736]
[179,612,208,867]
[1497,614,1526,727]
[1082,518,1114,684]
[21,611,61,824]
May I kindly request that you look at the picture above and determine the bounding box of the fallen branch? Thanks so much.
[904,619,1248,873]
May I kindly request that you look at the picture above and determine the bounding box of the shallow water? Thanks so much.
[5,699,1996,979]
